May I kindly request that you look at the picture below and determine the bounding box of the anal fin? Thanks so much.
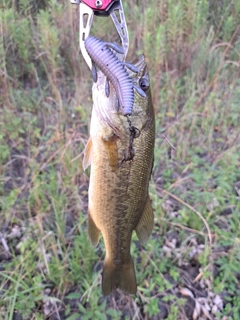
[135,195,154,244]
[88,211,100,247]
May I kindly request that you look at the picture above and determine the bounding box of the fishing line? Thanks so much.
[119,116,141,167]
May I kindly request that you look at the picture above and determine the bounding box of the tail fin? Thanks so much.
[102,257,137,296]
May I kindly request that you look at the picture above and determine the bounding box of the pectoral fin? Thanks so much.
[135,196,154,244]
[102,135,118,171]
[88,211,100,247]
[82,137,93,171]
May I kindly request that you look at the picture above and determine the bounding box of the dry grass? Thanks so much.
[0,0,240,319]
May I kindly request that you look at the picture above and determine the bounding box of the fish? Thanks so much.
[83,54,155,295]
[85,36,146,116]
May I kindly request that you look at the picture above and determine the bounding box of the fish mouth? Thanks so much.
[92,54,149,137]
[93,54,147,90]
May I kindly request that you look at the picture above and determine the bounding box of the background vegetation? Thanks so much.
[0,0,239,319]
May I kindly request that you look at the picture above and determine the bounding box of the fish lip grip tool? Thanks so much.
[70,0,129,69]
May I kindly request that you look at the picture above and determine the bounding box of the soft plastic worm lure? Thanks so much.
[85,36,146,116]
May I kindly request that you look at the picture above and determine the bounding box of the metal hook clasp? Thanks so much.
[79,2,94,69]
[73,0,129,68]
[109,1,129,59]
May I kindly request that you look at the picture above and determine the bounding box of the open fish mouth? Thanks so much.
[92,54,149,136]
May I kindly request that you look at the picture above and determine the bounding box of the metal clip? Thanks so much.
[79,2,94,69]
[72,0,129,69]
[109,1,129,59]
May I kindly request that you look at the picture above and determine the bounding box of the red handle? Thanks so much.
[82,0,114,11]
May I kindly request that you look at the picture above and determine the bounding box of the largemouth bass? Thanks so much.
[83,54,155,295]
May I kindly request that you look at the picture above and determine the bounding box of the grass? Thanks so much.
[0,0,240,319]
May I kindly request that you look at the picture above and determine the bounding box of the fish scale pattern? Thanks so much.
[86,54,155,295]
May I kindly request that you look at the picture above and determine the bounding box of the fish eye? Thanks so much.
[139,78,149,92]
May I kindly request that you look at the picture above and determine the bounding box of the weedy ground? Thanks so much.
[0,0,240,319]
